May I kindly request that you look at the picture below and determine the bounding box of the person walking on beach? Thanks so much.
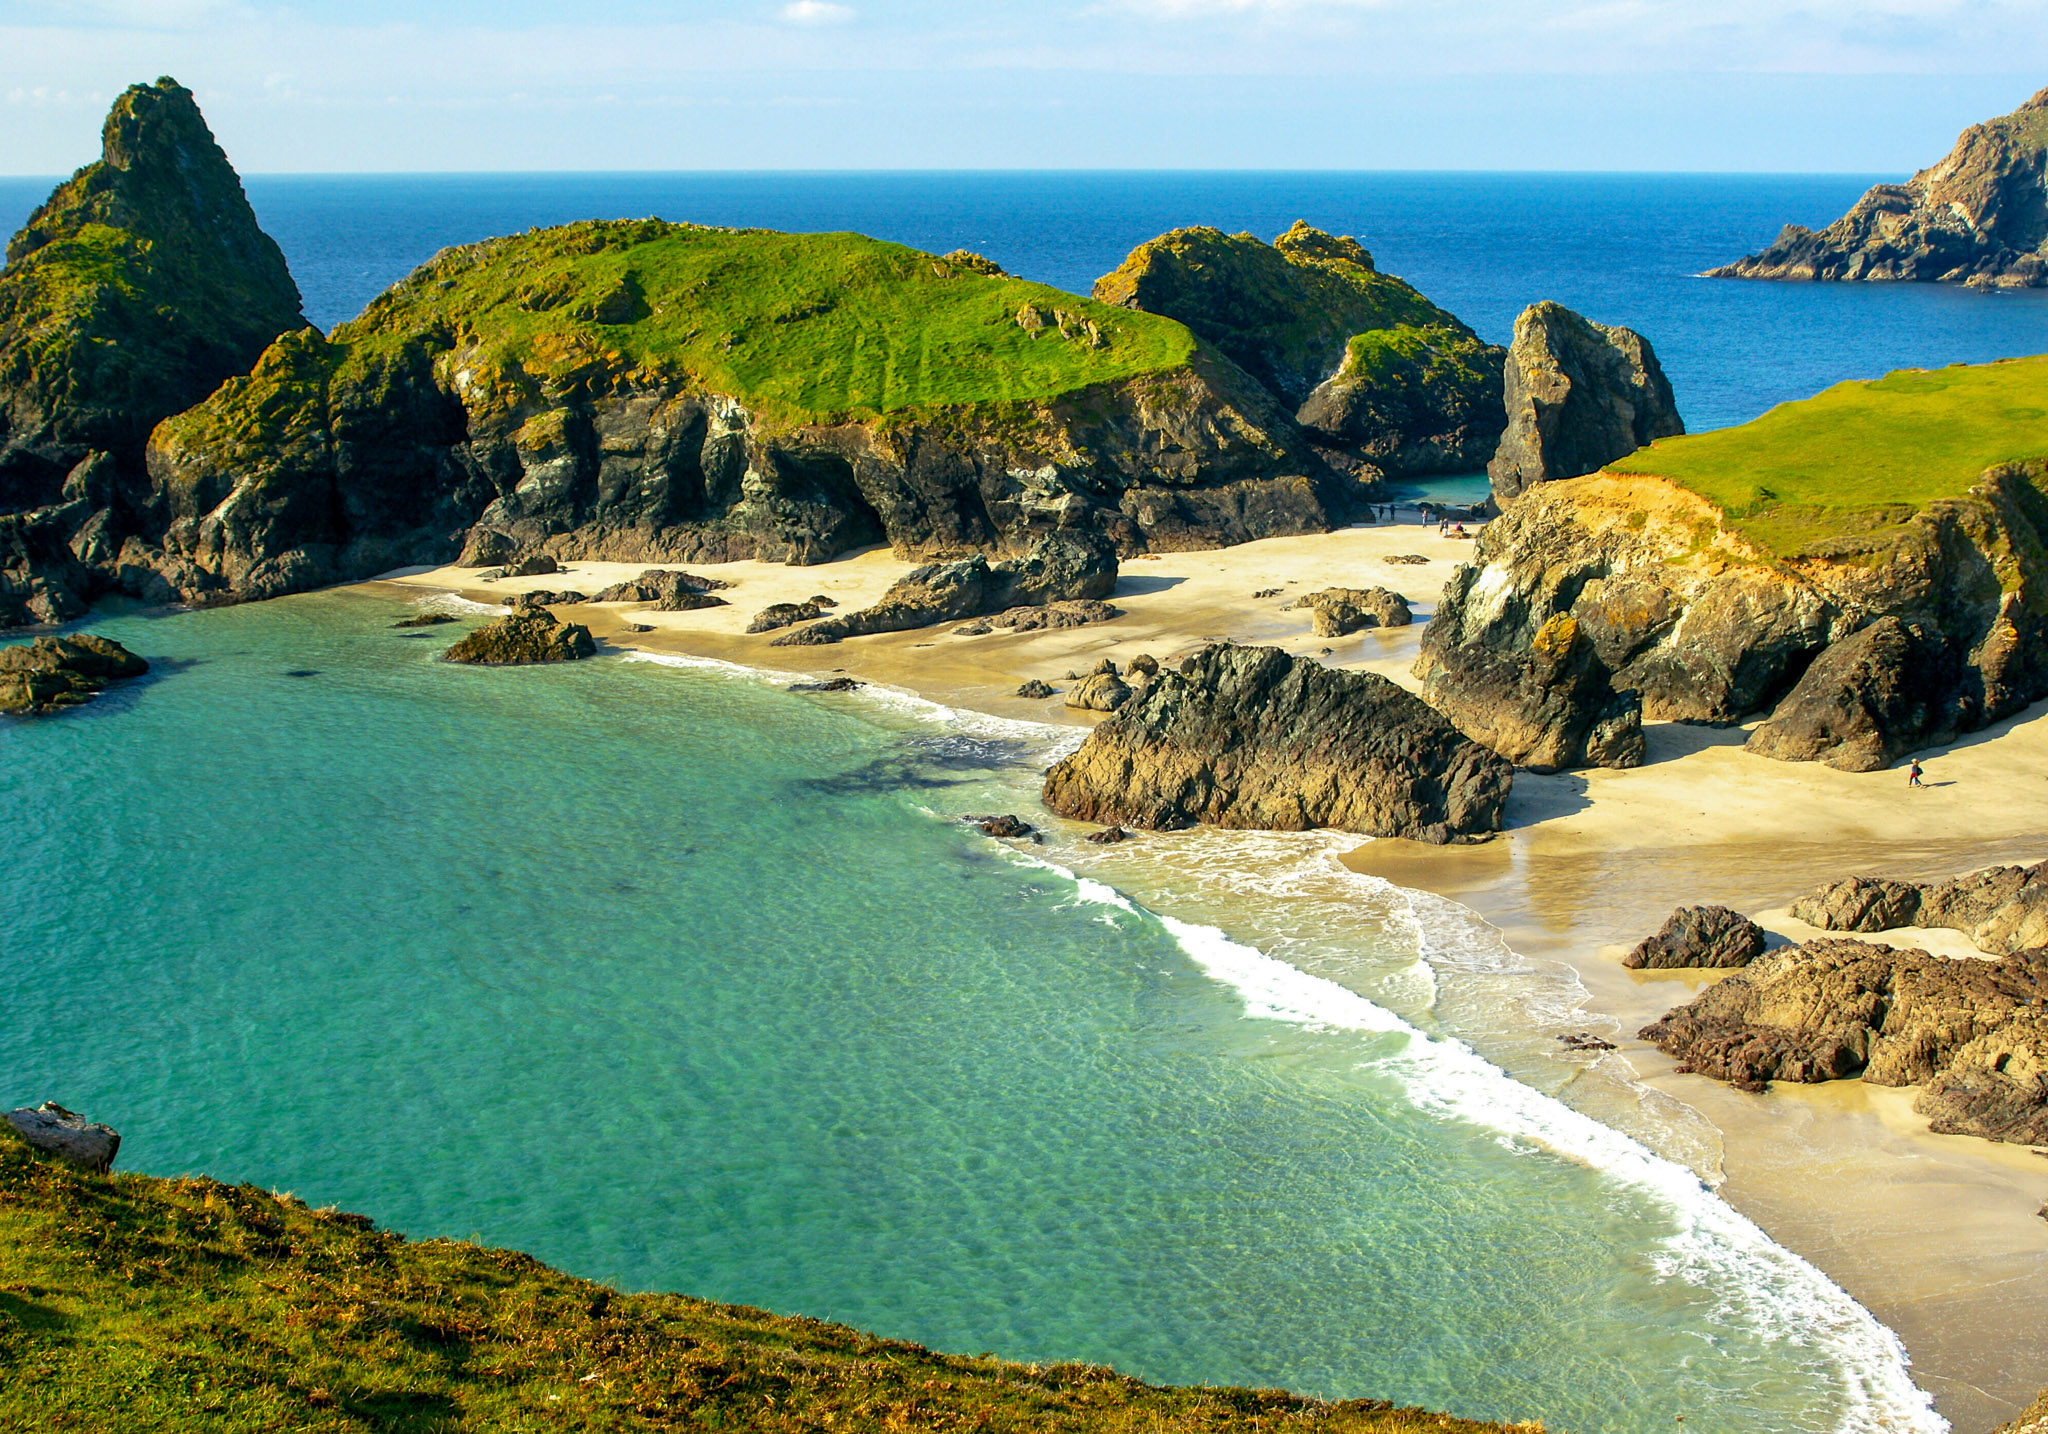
[1908,758,1924,788]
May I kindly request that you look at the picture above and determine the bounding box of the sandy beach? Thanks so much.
[371,521,2048,1432]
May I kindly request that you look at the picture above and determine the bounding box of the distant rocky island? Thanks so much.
[1709,85,2048,289]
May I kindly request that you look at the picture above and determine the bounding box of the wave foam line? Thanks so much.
[619,649,1081,754]
[1016,846,1945,1434]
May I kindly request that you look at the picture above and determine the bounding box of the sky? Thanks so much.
[2,0,2046,173]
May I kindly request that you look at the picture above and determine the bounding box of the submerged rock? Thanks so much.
[1622,905,1768,970]
[965,813,1035,839]
[1042,643,1512,843]
[1085,825,1133,845]
[442,609,596,665]
[6,1102,120,1171]
[392,612,457,628]
[1792,862,2048,956]
[0,633,148,714]
[1708,86,2048,290]
[1641,937,2048,1143]
[788,676,861,693]
[1487,302,1683,507]
[773,531,1116,646]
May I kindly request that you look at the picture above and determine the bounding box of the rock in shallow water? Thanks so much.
[442,609,596,665]
[6,1102,119,1171]
[0,633,148,714]
[1622,905,1768,970]
[1042,643,1511,843]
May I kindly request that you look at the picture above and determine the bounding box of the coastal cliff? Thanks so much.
[1094,222,1505,483]
[0,1126,1532,1432]
[1708,85,2048,288]
[0,77,306,623]
[130,219,1338,609]
[1420,356,2048,771]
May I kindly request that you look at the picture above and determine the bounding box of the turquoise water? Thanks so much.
[1,593,1941,1433]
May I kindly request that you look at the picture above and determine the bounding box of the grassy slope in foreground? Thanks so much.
[1606,354,2048,558]
[0,1135,1534,1433]
[337,220,1199,426]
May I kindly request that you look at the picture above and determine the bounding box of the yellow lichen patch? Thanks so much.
[1532,612,1580,657]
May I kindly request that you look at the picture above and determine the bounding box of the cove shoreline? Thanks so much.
[364,523,2048,1433]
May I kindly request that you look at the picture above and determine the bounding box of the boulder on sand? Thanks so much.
[1042,642,1512,844]
[1791,861,2048,956]
[1293,586,1411,637]
[1622,905,1768,969]
[592,569,731,610]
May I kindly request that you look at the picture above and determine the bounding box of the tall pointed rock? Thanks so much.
[0,77,305,508]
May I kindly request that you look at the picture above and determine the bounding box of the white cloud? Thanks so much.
[779,1,855,23]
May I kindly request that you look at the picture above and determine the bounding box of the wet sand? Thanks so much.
[370,523,2048,1432]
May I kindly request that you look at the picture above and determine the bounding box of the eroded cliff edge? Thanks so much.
[1709,85,2048,289]
[1419,356,2048,772]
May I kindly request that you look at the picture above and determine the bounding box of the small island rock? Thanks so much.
[0,633,149,713]
[442,609,596,665]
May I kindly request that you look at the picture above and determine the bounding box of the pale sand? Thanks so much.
[368,522,2048,1431]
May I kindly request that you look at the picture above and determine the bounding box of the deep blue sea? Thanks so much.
[6,170,2043,432]
[1,172,2016,1432]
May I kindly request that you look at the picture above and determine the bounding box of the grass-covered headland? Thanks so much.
[1607,354,2048,558]
[0,1132,1535,1433]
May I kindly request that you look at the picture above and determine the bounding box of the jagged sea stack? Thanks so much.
[1487,302,1682,507]
[1709,85,2048,289]
[0,77,305,625]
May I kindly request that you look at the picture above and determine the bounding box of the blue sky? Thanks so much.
[2,0,2045,173]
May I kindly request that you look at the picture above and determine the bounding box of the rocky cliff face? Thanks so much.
[1041,643,1513,844]
[1094,222,1505,484]
[1416,463,2048,770]
[120,220,1340,612]
[0,79,304,624]
[1709,86,2048,289]
[1486,302,1682,507]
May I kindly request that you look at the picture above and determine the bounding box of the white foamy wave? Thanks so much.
[618,651,1081,761]
[1030,853,1945,1434]
[411,593,502,615]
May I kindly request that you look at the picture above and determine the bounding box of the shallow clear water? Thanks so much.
[1,596,1939,1432]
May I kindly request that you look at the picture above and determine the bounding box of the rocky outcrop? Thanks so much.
[748,599,829,633]
[0,633,148,713]
[1416,609,1644,772]
[126,219,1338,616]
[954,599,1119,635]
[772,530,1115,645]
[442,609,596,665]
[1622,905,1768,970]
[1999,1388,2048,1434]
[6,1103,119,1171]
[1641,937,2048,1143]
[1292,586,1411,637]
[1094,222,1505,483]
[1042,643,1512,843]
[1792,862,2048,956]
[1015,678,1055,698]
[592,569,731,610]
[0,79,306,625]
[1487,303,1683,507]
[1708,86,2048,289]
[1417,463,2048,770]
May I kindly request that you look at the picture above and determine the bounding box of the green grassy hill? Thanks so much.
[0,1133,1534,1433]
[1607,354,2048,557]
[334,220,1198,426]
